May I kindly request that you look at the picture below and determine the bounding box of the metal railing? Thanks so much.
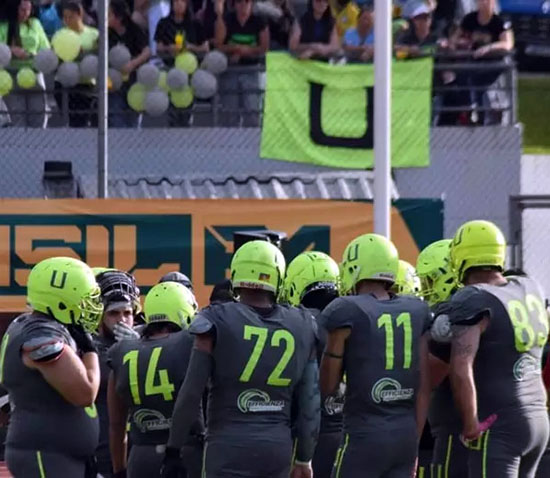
[0,52,517,128]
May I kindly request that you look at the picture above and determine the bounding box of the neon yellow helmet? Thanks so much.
[144,282,197,329]
[340,234,399,295]
[230,240,286,295]
[284,251,339,306]
[391,260,421,296]
[450,220,506,282]
[416,239,458,306]
[27,257,103,332]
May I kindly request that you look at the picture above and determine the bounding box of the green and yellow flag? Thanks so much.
[260,52,433,169]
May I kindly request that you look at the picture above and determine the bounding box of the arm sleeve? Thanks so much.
[294,358,321,463]
[21,324,68,363]
[34,19,51,51]
[167,347,213,449]
[448,286,491,326]
[319,298,354,332]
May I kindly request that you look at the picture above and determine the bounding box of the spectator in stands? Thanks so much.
[330,0,359,40]
[38,0,63,37]
[133,0,171,55]
[55,0,98,127]
[155,0,208,67]
[289,0,339,60]
[0,0,50,128]
[395,2,438,57]
[256,0,295,50]
[108,0,150,127]
[214,0,269,126]
[342,2,374,62]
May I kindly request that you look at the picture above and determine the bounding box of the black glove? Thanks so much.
[67,324,98,354]
[161,446,186,478]
[113,471,127,478]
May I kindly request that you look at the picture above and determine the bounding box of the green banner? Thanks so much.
[261,52,433,169]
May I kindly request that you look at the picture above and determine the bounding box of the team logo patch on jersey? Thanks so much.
[371,378,414,404]
[237,389,285,413]
[513,354,541,382]
[133,409,171,432]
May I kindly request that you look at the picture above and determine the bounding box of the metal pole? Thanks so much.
[98,0,109,198]
[373,0,392,238]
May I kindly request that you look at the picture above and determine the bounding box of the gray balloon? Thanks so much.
[57,62,80,88]
[0,44,11,69]
[190,69,218,99]
[109,68,123,92]
[166,68,188,91]
[33,49,59,74]
[80,54,98,80]
[137,63,160,88]
[145,89,170,117]
[201,50,228,75]
[109,44,131,71]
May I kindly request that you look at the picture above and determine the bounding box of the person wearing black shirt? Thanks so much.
[155,0,208,67]
[396,2,439,57]
[289,0,339,60]
[108,0,151,127]
[214,0,269,126]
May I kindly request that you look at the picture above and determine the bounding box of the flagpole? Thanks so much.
[373,0,392,238]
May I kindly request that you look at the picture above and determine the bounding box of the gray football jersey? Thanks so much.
[1,313,99,458]
[448,276,549,419]
[109,331,202,446]
[189,302,317,442]
[321,294,431,435]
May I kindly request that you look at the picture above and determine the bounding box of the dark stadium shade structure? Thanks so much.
[233,230,288,256]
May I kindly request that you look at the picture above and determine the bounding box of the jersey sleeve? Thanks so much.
[319,298,356,332]
[106,342,123,371]
[448,286,491,326]
[21,322,69,363]
[189,307,217,336]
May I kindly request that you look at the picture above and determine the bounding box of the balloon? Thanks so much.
[16,67,37,89]
[52,28,82,62]
[166,68,188,91]
[175,52,198,75]
[0,44,12,69]
[80,54,98,80]
[201,50,228,75]
[170,86,194,109]
[33,49,59,74]
[145,89,170,116]
[56,62,80,88]
[127,83,147,112]
[109,44,131,71]
[158,71,170,93]
[0,70,13,97]
[137,63,160,88]
[190,69,217,99]
[108,68,123,92]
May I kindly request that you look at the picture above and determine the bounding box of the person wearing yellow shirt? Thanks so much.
[329,0,359,39]
[0,0,50,127]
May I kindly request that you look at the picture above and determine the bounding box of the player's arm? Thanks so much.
[415,334,431,439]
[22,334,99,407]
[166,333,214,450]
[428,352,449,389]
[449,318,487,438]
[320,327,350,396]
[108,370,129,474]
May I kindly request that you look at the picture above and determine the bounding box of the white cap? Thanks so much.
[406,1,432,19]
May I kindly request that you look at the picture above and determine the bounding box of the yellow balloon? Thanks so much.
[52,28,82,62]
[175,52,198,75]
[127,83,147,112]
[170,86,194,109]
[158,71,170,93]
[0,69,13,96]
[16,67,36,89]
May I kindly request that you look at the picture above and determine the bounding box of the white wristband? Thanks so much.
[295,460,312,466]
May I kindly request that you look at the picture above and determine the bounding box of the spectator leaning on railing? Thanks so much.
[214,0,268,126]
[289,0,339,61]
[108,0,151,127]
[255,0,295,50]
[0,0,50,128]
[329,0,358,39]
[342,2,374,62]
[395,1,439,58]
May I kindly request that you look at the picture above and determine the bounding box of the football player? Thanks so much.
[108,281,202,478]
[320,234,432,478]
[447,220,549,478]
[285,251,341,478]
[416,239,466,478]
[162,240,320,478]
[1,257,103,476]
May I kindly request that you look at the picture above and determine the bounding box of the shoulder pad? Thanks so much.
[22,336,65,363]
[448,286,490,325]
[189,311,215,335]
[320,297,355,331]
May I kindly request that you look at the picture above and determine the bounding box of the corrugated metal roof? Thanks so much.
[87,172,400,200]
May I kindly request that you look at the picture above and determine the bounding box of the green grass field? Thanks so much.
[518,76,550,154]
